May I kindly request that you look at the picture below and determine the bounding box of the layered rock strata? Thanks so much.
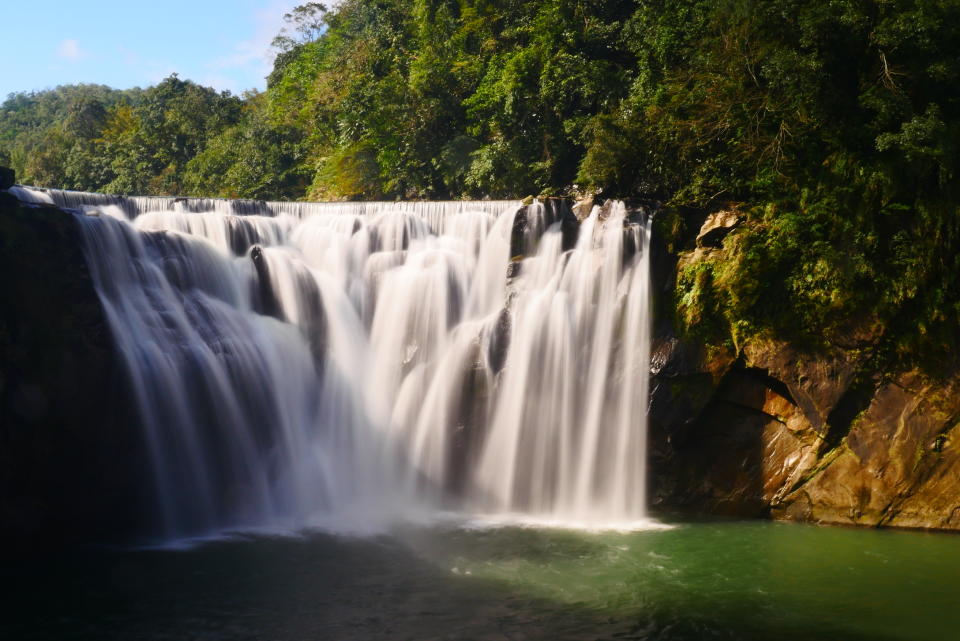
[648,210,960,531]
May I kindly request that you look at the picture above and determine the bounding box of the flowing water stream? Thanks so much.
[8,186,960,641]
[13,186,654,539]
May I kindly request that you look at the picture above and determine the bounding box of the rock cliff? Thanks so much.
[648,208,960,531]
[0,179,146,550]
[3,180,957,540]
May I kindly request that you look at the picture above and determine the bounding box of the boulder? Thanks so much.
[572,195,594,221]
[695,210,739,248]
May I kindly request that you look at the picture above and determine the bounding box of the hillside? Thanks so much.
[3,0,959,374]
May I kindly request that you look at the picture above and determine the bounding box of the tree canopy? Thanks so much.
[2,0,960,369]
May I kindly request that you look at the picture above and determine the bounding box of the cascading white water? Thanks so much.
[12,186,655,536]
[474,201,653,522]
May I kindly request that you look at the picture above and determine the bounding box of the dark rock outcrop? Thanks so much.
[250,244,283,320]
[510,204,530,258]
[557,201,579,251]
[510,199,579,258]
[0,194,146,552]
[0,166,14,190]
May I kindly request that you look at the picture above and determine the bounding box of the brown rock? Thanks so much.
[651,358,820,516]
[774,372,960,531]
[572,196,594,221]
[743,339,860,435]
[695,210,739,248]
[650,209,960,532]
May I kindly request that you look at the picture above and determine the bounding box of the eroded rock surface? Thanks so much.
[650,206,960,532]
[651,334,960,530]
[774,373,960,529]
[695,209,739,248]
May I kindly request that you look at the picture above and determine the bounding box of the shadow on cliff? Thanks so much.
[643,205,770,517]
[0,190,151,554]
[644,206,788,518]
[643,204,886,524]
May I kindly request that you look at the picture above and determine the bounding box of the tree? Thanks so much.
[272,2,329,53]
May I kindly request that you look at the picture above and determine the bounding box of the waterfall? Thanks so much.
[12,186,655,536]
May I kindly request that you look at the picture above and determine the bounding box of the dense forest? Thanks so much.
[3,0,959,370]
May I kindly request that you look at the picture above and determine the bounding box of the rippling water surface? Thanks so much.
[5,518,959,640]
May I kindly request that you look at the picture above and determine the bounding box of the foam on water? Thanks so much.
[10,186,657,540]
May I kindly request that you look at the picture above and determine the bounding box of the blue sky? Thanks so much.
[1,0,307,98]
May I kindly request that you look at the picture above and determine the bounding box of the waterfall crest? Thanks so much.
[17,186,655,537]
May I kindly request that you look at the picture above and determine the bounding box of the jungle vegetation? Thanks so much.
[2,0,958,369]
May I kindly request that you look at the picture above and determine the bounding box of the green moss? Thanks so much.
[653,209,686,254]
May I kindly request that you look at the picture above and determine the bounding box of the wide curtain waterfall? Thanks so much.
[15,187,654,538]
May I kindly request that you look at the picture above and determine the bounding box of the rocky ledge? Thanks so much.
[648,210,960,531]
[3,175,957,540]
[0,173,146,551]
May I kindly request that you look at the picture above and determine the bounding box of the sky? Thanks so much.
[0,0,308,99]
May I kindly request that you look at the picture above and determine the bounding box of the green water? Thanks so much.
[4,518,959,640]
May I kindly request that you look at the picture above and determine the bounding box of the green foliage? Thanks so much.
[2,0,960,371]
[0,76,242,196]
[658,0,960,371]
[0,84,138,191]
[183,92,310,200]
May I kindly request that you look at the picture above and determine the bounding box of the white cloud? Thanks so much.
[56,39,87,62]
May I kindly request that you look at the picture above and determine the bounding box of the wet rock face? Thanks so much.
[510,205,529,258]
[648,337,733,445]
[509,199,580,257]
[650,352,821,517]
[486,308,511,375]
[773,373,960,529]
[250,245,282,320]
[0,196,146,552]
[650,208,960,532]
[649,325,960,531]
[557,203,580,251]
